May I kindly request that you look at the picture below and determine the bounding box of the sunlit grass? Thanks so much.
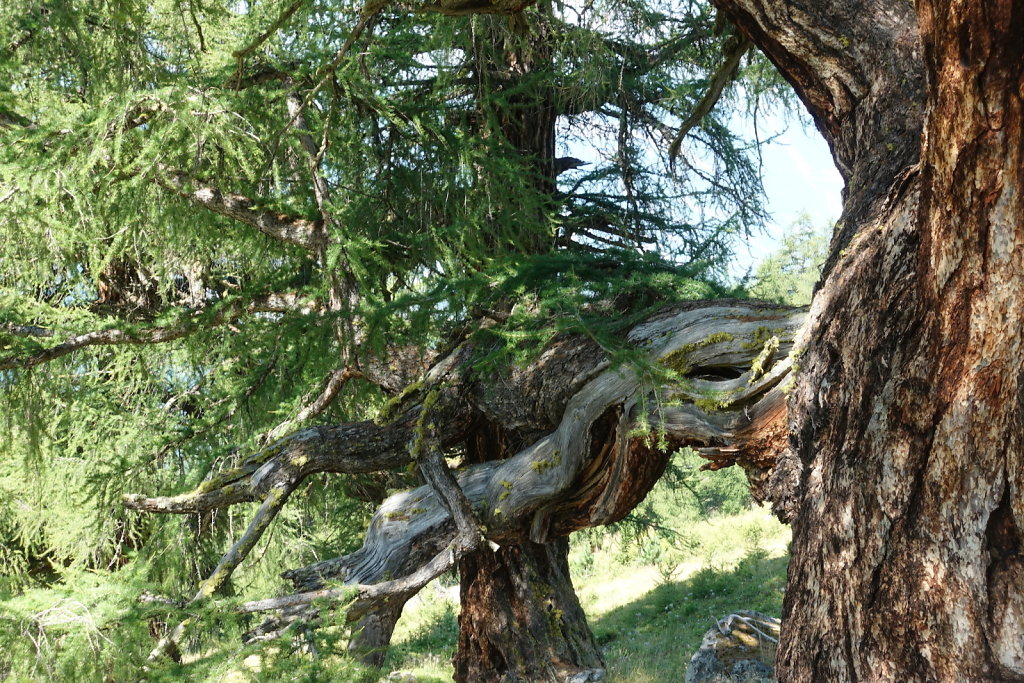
[382,504,790,681]
[580,508,789,682]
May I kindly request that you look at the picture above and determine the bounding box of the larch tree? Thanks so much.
[3,0,1020,680]
[1,0,797,680]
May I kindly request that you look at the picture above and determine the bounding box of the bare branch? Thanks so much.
[155,170,324,251]
[242,528,477,627]
[127,302,805,663]
[122,485,254,514]
[239,587,350,614]
[1,322,55,338]
[411,0,537,17]
[1,323,197,372]
[123,343,478,514]
[264,367,363,442]
[668,35,753,166]
[418,439,482,541]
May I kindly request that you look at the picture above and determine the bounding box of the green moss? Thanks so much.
[377,380,425,425]
[530,451,563,473]
[547,607,565,632]
[660,332,736,375]
[741,326,786,352]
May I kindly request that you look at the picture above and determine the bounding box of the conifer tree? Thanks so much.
[0,0,799,679]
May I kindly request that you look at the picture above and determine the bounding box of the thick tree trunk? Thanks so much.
[454,539,604,683]
[712,0,1024,679]
[453,13,600,679]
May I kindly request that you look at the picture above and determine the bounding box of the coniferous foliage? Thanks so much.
[0,0,791,676]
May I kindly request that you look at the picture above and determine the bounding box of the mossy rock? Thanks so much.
[684,610,779,683]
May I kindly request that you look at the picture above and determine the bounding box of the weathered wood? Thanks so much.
[271,303,803,654]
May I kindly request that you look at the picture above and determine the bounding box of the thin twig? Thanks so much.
[231,0,306,79]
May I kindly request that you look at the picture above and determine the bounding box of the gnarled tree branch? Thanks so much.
[124,300,805,662]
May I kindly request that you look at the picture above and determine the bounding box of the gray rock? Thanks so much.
[564,667,606,682]
[684,611,780,683]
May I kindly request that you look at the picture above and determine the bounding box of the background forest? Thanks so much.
[0,0,827,679]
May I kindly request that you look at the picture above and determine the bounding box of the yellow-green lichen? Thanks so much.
[748,334,780,383]
[694,390,740,412]
[779,345,804,395]
[409,387,441,458]
[660,332,736,375]
[530,452,563,473]
[741,326,787,352]
[498,480,513,501]
[377,380,425,425]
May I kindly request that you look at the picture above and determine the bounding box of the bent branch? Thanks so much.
[125,300,805,660]
[277,303,804,637]
[155,170,325,251]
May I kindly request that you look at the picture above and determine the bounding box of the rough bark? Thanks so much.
[709,0,1024,679]
[454,539,604,683]
[452,418,605,682]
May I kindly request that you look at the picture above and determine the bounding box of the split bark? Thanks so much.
[710,0,1024,678]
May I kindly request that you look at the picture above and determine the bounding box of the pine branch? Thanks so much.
[231,0,307,75]
[668,35,753,166]
[121,422,410,513]
[155,169,325,251]
[122,344,478,514]
[148,472,300,662]
[0,293,313,371]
